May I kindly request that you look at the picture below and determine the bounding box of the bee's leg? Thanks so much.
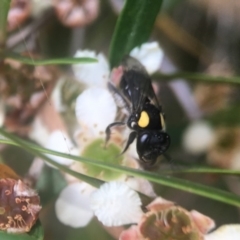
[105,122,125,147]
[120,131,137,155]
[163,153,176,170]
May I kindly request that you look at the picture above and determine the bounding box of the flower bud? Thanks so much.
[0,178,41,233]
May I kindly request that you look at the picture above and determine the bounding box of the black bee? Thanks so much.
[105,56,170,166]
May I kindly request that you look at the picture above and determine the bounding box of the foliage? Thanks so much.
[1,0,240,239]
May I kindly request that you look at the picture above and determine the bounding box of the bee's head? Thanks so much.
[136,130,170,165]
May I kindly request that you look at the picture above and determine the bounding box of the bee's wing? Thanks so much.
[107,81,131,115]
[121,56,162,112]
[144,78,163,111]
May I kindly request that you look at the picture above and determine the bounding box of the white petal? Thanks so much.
[75,87,117,135]
[55,182,95,228]
[205,225,240,240]
[130,42,163,74]
[90,182,143,227]
[46,130,78,167]
[29,116,50,146]
[183,121,215,154]
[125,177,157,198]
[72,50,110,88]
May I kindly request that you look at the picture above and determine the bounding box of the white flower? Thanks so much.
[55,182,95,228]
[54,43,161,227]
[46,130,78,166]
[130,42,163,74]
[90,182,143,227]
[72,50,109,88]
[125,177,157,198]
[183,121,215,154]
[72,42,163,89]
[75,87,117,136]
[205,225,240,240]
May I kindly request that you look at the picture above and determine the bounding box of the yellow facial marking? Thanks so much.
[138,111,149,128]
[160,113,166,130]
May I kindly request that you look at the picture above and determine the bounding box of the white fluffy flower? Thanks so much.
[205,225,240,240]
[46,130,78,166]
[75,87,117,136]
[72,50,109,88]
[55,182,95,228]
[125,177,157,198]
[90,182,143,227]
[72,42,163,89]
[130,42,163,74]
[183,121,215,154]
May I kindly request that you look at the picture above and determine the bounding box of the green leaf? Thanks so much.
[26,221,44,240]
[1,136,239,175]
[0,129,103,188]
[0,221,44,240]
[169,166,240,175]
[109,0,163,68]
[153,72,240,85]
[36,166,68,205]
[1,52,97,65]
[0,129,240,207]
[0,0,11,47]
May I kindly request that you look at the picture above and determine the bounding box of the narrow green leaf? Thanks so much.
[168,167,240,175]
[0,221,44,240]
[0,129,103,188]
[1,52,97,65]
[0,232,36,240]
[0,129,240,207]
[153,72,240,85]
[2,135,240,176]
[0,0,11,47]
[13,57,97,66]
[1,138,240,175]
[109,0,163,68]
[27,221,44,240]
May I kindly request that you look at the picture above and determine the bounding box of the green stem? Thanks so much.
[0,0,11,49]
[0,129,240,207]
[0,129,103,188]
[0,130,153,204]
[153,72,240,85]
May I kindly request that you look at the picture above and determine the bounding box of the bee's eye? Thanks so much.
[138,111,149,128]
